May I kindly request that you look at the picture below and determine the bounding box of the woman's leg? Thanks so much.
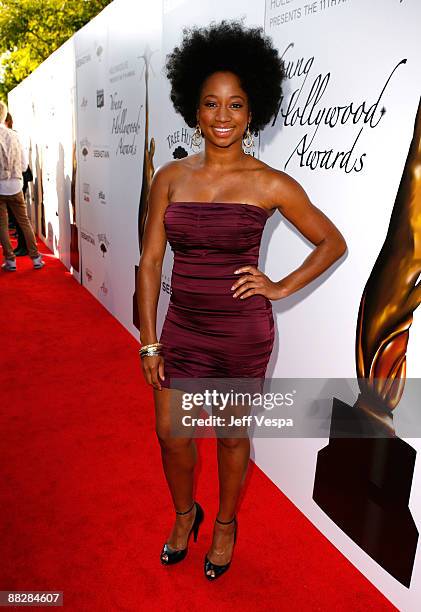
[206,436,250,565]
[154,387,198,550]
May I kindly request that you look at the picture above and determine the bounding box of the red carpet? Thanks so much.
[0,242,396,611]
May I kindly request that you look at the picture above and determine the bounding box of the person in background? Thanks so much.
[4,112,33,257]
[0,100,43,271]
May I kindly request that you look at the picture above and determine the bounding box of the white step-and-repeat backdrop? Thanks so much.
[8,1,421,608]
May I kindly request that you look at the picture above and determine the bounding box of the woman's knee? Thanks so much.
[155,425,193,452]
[217,436,249,450]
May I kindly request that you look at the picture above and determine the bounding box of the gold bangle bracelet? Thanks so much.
[139,344,162,354]
[139,350,163,359]
[140,342,162,350]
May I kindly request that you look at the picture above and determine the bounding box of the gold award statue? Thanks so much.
[313,98,421,587]
[356,99,421,433]
[133,46,156,329]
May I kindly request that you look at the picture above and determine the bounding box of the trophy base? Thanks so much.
[70,224,80,272]
[313,397,418,587]
[133,264,140,330]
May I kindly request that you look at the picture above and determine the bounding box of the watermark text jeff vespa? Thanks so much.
[180,389,295,429]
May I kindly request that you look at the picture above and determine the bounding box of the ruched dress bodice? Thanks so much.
[159,202,274,387]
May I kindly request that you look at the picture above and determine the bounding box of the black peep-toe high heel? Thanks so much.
[204,515,237,580]
[160,501,204,565]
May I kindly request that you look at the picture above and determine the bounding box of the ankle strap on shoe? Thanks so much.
[176,501,195,515]
[215,515,236,525]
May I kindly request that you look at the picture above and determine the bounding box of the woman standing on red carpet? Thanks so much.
[137,21,346,580]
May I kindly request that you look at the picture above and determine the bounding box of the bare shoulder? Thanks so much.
[153,153,201,183]
[257,164,310,210]
[258,162,303,193]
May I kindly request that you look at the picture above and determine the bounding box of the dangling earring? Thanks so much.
[192,123,202,148]
[242,123,254,153]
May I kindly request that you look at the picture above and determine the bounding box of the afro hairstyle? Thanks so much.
[165,20,285,133]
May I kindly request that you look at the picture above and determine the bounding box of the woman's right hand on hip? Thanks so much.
[141,355,165,391]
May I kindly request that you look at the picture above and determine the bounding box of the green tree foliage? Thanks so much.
[0,0,113,99]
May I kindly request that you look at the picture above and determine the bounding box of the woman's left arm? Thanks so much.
[232,172,347,301]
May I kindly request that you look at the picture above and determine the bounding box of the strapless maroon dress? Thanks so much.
[159,202,274,388]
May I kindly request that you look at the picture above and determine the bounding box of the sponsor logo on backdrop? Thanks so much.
[85,268,93,282]
[80,228,95,246]
[76,54,91,68]
[99,282,108,296]
[96,89,104,108]
[109,60,135,83]
[167,128,192,152]
[161,273,172,296]
[81,96,88,109]
[271,43,406,173]
[268,0,362,30]
[81,137,109,160]
[98,233,110,257]
[80,138,90,160]
[93,148,110,159]
[83,183,90,203]
[98,190,106,205]
[110,92,141,156]
[166,127,194,159]
[95,43,104,62]
[173,145,188,159]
